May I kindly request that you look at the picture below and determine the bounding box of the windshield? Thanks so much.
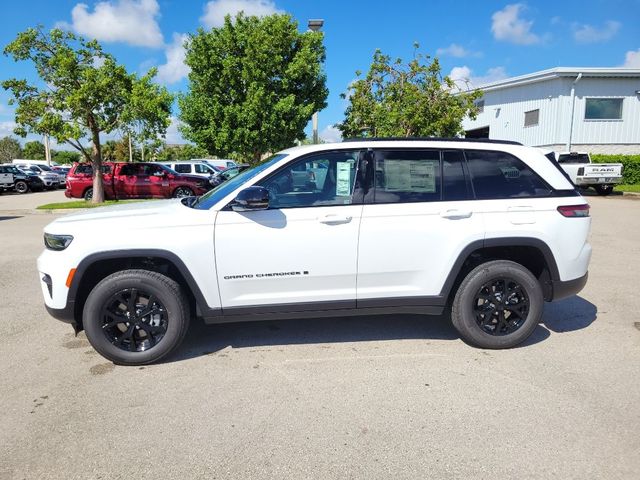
[38,164,53,171]
[192,154,288,210]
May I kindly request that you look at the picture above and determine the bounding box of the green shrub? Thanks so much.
[591,154,640,185]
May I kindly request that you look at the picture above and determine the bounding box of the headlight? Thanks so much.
[44,233,74,251]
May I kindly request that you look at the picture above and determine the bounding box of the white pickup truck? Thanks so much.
[553,151,623,196]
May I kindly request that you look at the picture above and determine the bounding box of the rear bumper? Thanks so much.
[550,272,588,301]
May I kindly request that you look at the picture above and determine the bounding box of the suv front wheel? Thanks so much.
[451,260,543,349]
[83,269,190,365]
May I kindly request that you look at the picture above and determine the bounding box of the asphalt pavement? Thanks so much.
[0,191,638,479]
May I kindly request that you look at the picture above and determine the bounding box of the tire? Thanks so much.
[82,269,190,365]
[172,186,194,198]
[14,180,29,194]
[451,260,543,349]
[83,188,93,201]
[594,184,613,196]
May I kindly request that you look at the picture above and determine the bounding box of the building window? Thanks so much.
[585,98,623,120]
[474,99,485,113]
[524,109,539,127]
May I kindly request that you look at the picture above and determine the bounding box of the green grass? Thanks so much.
[614,184,640,193]
[37,200,145,210]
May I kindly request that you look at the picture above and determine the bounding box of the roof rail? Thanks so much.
[342,137,523,146]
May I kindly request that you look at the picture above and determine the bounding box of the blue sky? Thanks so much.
[1,0,639,147]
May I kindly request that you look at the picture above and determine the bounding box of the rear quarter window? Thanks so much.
[465,150,552,199]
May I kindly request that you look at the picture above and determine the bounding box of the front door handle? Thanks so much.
[319,214,352,225]
[440,209,472,219]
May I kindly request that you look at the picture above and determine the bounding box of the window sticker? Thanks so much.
[384,160,437,192]
[336,161,352,196]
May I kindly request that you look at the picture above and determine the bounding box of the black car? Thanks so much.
[1,165,45,193]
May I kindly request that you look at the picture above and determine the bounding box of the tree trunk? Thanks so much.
[88,118,105,204]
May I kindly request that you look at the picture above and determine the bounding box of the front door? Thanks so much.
[214,150,364,312]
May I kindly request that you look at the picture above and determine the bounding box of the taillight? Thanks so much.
[577,167,584,176]
[557,204,590,217]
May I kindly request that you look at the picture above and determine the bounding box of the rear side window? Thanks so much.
[442,150,472,201]
[372,149,441,203]
[174,164,191,173]
[465,150,552,199]
[73,164,112,175]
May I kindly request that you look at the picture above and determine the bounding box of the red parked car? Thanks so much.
[65,162,212,200]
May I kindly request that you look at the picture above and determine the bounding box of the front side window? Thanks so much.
[585,98,623,120]
[466,150,552,199]
[195,164,213,174]
[370,149,441,204]
[258,151,361,209]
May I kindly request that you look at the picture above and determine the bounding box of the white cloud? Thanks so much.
[164,116,186,144]
[156,33,190,84]
[622,49,640,68]
[320,125,341,143]
[573,20,621,43]
[491,4,541,45]
[449,66,508,89]
[436,43,481,58]
[68,0,164,48]
[201,0,282,28]
[0,121,17,137]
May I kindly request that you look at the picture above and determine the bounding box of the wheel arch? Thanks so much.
[441,238,559,304]
[68,249,218,330]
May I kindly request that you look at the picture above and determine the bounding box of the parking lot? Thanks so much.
[0,191,639,479]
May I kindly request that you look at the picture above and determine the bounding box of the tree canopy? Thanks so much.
[337,47,482,138]
[2,27,173,201]
[179,13,328,163]
[0,136,22,163]
[22,140,45,159]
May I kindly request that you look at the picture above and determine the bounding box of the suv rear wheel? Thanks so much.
[14,180,29,194]
[451,260,543,349]
[83,269,190,365]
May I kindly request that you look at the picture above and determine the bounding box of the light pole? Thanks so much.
[308,19,324,144]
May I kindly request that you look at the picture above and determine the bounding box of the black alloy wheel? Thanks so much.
[100,288,168,352]
[14,180,29,194]
[473,277,529,336]
[173,186,194,198]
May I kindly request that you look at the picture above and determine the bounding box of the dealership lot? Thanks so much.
[0,194,639,479]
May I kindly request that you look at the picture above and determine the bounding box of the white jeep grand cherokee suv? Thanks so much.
[38,139,591,365]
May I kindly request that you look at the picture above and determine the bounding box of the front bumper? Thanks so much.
[550,272,588,301]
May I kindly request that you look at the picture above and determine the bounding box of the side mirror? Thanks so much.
[232,186,269,211]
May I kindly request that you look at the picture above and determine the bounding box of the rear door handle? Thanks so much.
[319,214,352,225]
[440,209,472,219]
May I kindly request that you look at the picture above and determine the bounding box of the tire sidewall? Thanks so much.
[15,181,29,194]
[83,272,186,365]
[452,261,543,349]
[84,188,93,201]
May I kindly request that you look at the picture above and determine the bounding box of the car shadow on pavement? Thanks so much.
[541,295,597,333]
[0,216,22,221]
[169,313,460,363]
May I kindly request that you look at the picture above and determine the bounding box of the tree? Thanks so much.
[337,47,482,138]
[52,150,80,164]
[156,143,208,161]
[2,27,172,202]
[22,140,46,159]
[179,13,328,163]
[0,136,22,163]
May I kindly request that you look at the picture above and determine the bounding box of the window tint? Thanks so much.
[442,150,471,201]
[174,164,191,173]
[371,150,441,204]
[466,150,552,199]
[194,164,211,174]
[74,164,112,175]
[258,151,360,209]
[557,153,590,164]
[524,109,539,127]
[585,98,622,120]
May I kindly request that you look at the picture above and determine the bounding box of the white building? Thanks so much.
[461,67,640,154]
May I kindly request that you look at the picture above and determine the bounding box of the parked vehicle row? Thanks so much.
[0,164,46,194]
[65,162,214,200]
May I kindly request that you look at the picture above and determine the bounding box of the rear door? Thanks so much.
[356,148,485,305]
